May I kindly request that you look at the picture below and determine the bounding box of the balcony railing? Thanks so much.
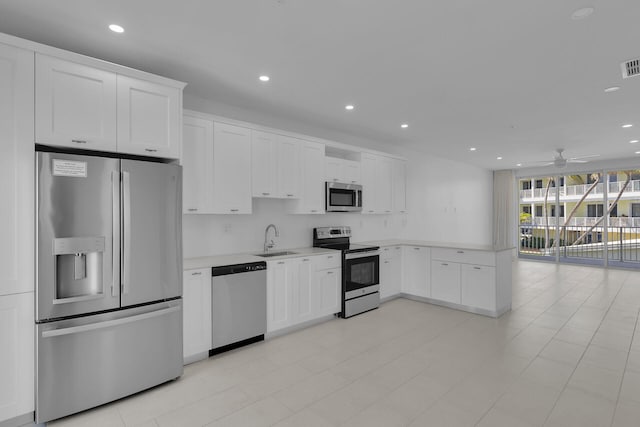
[527,216,640,227]
[520,180,640,200]
[519,224,640,264]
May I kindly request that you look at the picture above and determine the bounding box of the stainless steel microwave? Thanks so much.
[326,182,362,212]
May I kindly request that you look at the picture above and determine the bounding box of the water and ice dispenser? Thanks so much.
[53,237,105,301]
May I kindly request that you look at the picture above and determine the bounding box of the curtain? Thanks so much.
[493,170,515,249]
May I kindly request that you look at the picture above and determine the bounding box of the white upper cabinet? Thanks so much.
[376,156,393,214]
[117,75,181,158]
[0,42,34,424]
[211,122,252,214]
[251,132,301,199]
[182,115,213,213]
[35,54,117,152]
[276,135,302,198]
[291,140,325,214]
[361,154,377,214]
[393,159,407,213]
[251,130,278,198]
[35,54,183,158]
[361,153,393,214]
[325,157,361,184]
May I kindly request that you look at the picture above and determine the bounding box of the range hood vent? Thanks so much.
[621,58,640,78]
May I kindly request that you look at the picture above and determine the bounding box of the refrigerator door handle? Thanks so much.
[41,306,181,338]
[112,171,121,297]
[122,171,131,294]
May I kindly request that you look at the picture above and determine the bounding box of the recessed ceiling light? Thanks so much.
[497,156,503,160]
[630,140,639,144]
[108,24,125,33]
[604,86,620,93]
[400,123,409,128]
[516,163,522,167]
[469,147,476,151]
[345,105,354,111]
[259,75,270,82]
[623,124,633,128]
[636,151,640,155]
[571,7,594,20]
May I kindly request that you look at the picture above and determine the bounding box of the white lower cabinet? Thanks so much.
[380,246,402,299]
[294,258,315,324]
[401,246,430,297]
[461,264,496,311]
[0,292,34,423]
[182,269,212,363]
[315,268,340,317]
[267,255,341,334]
[430,260,461,304]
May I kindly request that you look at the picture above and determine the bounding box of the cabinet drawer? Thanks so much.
[315,253,341,270]
[431,248,495,266]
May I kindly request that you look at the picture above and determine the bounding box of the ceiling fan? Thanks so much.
[528,148,600,168]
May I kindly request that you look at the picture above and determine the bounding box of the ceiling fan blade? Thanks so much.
[569,154,600,160]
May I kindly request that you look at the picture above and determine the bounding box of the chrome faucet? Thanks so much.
[264,224,279,253]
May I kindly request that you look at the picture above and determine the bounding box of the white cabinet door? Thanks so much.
[316,268,340,316]
[291,141,325,214]
[0,44,33,297]
[402,246,430,297]
[182,269,211,362]
[251,130,278,198]
[267,260,294,332]
[117,75,181,158]
[212,122,252,214]
[182,115,213,214]
[0,43,34,424]
[35,54,117,152]
[431,261,461,304]
[393,159,407,213]
[277,135,301,198]
[343,160,361,184]
[380,246,402,299]
[376,156,393,214]
[461,264,496,311]
[361,154,377,214]
[325,157,343,182]
[0,292,34,422]
[295,258,314,323]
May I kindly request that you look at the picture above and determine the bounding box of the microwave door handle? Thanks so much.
[111,171,120,297]
[122,171,131,295]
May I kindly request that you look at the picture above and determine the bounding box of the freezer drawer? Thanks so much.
[36,300,183,423]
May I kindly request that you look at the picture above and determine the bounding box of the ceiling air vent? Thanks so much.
[621,58,640,78]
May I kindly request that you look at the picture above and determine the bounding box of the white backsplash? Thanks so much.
[183,198,408,257]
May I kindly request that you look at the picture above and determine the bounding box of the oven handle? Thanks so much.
[345,250,380,260]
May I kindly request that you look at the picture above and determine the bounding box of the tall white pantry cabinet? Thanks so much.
[0,43,35,425]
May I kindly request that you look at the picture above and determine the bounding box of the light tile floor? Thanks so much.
[49,260,640,427]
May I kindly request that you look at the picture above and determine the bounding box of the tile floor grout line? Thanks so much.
[539,271,628,427]
[608,304,640,427]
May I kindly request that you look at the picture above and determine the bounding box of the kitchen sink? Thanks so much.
[255,251,299,257]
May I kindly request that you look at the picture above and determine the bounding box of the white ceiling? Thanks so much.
[1,0,639,170]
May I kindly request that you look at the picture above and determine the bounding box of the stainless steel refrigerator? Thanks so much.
[35,150,183,423]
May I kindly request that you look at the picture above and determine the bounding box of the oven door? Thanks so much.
[326,182,362,212]
[344,251,380,296]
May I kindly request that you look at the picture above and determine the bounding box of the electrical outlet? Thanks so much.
[224,224,232,233]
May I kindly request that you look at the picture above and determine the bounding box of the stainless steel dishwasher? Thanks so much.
[210,261,267,354]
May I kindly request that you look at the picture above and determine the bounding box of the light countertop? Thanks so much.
[356,239,514,252]
[184,247,340,270]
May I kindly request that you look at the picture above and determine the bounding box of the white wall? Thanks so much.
[183,94,493,258]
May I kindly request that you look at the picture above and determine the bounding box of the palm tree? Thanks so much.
[572,171,633,245]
